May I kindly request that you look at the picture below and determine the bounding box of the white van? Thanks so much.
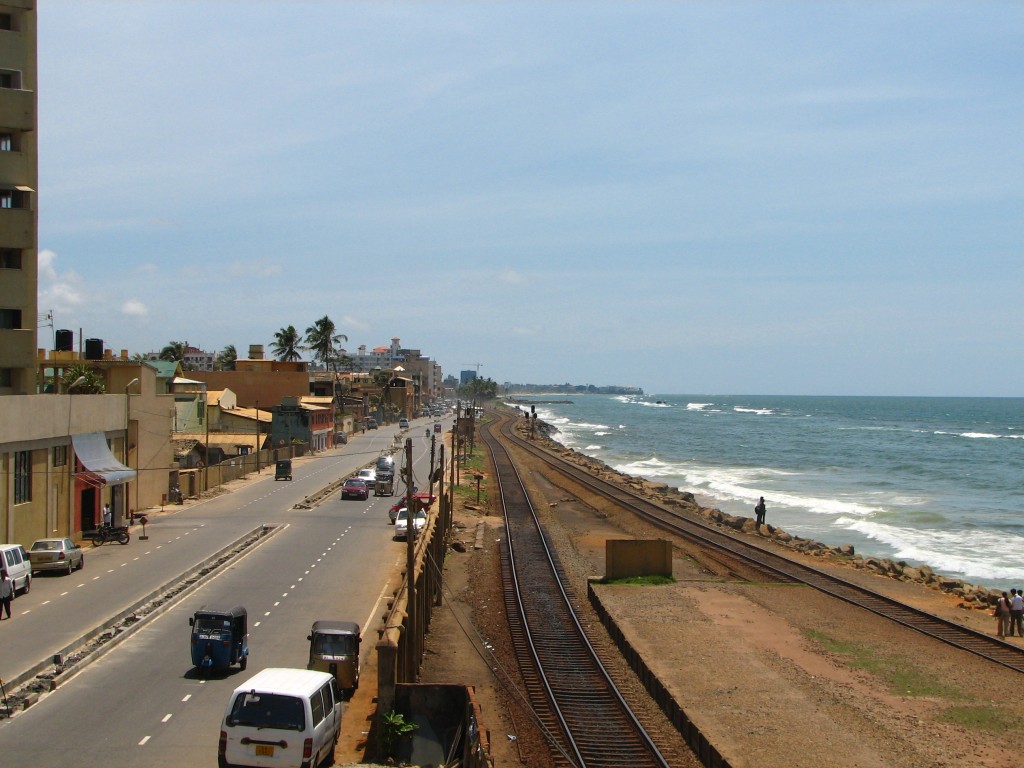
[219,668,341,768]
[0,543,32,595]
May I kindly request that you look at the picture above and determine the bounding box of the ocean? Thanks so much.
[511,394,1024,591]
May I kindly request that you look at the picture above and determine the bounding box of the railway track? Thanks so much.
[481,418,672,768]
[493,409,1024,674]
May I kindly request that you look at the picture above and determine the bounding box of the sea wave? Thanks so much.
[687,402,713,411]
[734,407,774,415]
[838,518,1024,583]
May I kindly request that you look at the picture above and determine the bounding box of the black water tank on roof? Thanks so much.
[84,338,104,360]
[55,329,73,351]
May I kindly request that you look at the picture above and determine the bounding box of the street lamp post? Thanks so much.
[124,378,140,524]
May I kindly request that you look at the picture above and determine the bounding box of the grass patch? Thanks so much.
[598,575,676,586]
[938,705,1017,733]
[803,630,961,699]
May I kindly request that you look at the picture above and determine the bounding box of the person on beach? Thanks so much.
[995,592,1012,638]
[0,570,13,620]
[754,497,767,526]
[1009,589,1024,637]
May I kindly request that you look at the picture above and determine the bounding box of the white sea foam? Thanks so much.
[584,444,602,451]
[838,518,1024,583]
[687,402,713,410]
[734,407,774,415]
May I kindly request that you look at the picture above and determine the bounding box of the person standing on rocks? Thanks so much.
[754,497,767,526]
[1008,589,1024,637]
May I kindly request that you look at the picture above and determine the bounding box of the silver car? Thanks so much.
[28,538,84,575]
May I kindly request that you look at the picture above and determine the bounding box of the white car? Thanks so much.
[394,508,427,540]
[398,418,410,429]
[356,468,376,486]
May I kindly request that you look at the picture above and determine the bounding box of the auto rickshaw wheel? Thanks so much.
[239,656,247,670]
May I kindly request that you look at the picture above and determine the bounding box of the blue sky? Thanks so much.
[36,2,1024,396]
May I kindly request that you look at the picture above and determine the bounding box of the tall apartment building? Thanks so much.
[0,2,36,395]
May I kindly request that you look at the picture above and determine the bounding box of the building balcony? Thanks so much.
[0,87,34,130]
[0,326,35,367]
[0,148,31,181]
[0,205,33,247]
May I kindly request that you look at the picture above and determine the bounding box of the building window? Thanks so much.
[0,308,22,329]
[0,70,21,89]
[14,450,31,504]
[0,368,12,387]
[53,445,67,468]
[0,13,17,32]
[0,133,11,151]
[0,249,21,269]
[1,188,31,209]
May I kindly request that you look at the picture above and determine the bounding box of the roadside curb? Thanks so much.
[1,524,284,710]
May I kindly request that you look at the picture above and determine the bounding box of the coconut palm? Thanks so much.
[159,340,187,363]
[216,344,237,371]
[270,326,303,362]
[304,316,348,371]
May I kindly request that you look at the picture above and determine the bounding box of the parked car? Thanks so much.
[356,468,376,486]
[388,501,404,524]
[394,507,427,540]
[398,418,410,429]
[28,538,84,575]
[341,478,369,500]
[0,543,32,594]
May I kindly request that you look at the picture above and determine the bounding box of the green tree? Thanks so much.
[459,376,498,400]
[216,344,237,371]
[270,326,303,362]
[159,340,187,363]
[304,315,348,371]
[62,363,105,393]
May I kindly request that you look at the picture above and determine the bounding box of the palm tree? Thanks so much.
[216,344,237,371]
[270,326,303,362]
[62,363,105,393]
[304,315,348,371]
[159,340,187,363]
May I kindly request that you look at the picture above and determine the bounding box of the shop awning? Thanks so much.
[72,432,136,486]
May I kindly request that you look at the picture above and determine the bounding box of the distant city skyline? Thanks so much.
[36,2,1024,396]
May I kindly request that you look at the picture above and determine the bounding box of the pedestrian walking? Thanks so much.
[754,497,767,526]
[1009,589,1024,637]
[0,569,13,620]
[995,591,1012,638]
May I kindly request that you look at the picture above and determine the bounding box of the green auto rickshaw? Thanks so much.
[275,459,292,480]
[307,620,361,698]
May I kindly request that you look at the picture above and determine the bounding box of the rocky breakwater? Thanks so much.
[515,415,1006,616]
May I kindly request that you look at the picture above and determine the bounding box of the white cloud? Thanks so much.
[37,249,87,313]
[225,260,282,279]
[499,269,528,285]
[122,299,149,318]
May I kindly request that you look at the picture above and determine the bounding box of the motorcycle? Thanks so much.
[93,524,130,546]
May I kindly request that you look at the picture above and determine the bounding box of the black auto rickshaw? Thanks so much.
[275,459,292,480]
[189,605,248,674]
[307,620,361,697]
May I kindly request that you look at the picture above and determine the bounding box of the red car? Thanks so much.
[341,478,369,500]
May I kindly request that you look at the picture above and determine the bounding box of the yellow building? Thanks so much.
[0,1,37,395]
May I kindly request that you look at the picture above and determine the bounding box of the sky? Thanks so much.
[34,2,1024,397]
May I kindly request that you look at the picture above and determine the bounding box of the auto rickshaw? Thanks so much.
[189,605,248,674]
[275,459,292,480]
[374,476,394,496]
[307,620,361,698]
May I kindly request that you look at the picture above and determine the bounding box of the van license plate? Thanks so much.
[255,745,274,757]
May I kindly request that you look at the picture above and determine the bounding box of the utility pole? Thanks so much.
[404,436,415,675]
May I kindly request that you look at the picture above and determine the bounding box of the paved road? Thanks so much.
[0,417,448,766]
